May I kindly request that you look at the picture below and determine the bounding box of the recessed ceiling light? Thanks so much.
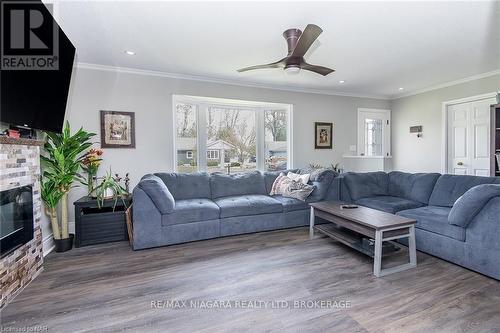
[125,50,135,56]
[398,87,404,91]
[339,80,345,84]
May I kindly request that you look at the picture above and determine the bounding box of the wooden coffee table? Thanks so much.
[309,201,417,277]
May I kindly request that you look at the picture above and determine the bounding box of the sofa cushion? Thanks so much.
[355,196,424,214]
[161,198,220,226]
[272,195,309,212]
[210,171,267,199]
[138,174,175,214]
[343,172,389,201]
[154,172,211,200]
[388,171,440,204]
[214,194,283,218]
[428,174,500,207]
[397,206,465,241]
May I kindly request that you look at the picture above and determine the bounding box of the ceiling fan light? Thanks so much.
[285,66,301,75]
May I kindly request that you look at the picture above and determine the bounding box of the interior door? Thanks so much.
[469,99,493,176]
[447,98,494,175]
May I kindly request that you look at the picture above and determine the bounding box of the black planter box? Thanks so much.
[74,196,132,247]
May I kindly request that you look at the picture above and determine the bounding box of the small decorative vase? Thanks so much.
[104,188,115,199]
[88,176,98,198]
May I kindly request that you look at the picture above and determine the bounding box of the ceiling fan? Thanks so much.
[237,24,335,76]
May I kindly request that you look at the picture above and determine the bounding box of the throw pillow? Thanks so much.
[287,171,310,185]
[282,180,315,201]
[269,173,292,195]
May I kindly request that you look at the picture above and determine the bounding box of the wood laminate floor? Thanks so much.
[1,227,499,333]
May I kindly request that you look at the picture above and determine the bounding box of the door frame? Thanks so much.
[441,92,497,174]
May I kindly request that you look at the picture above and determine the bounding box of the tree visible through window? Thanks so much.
[206,107,256,173]
[265,110,288,171]
[176,103,197,173]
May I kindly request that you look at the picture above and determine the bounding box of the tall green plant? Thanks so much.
[40,122,95,240]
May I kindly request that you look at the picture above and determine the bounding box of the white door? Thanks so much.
[447,98,495,175]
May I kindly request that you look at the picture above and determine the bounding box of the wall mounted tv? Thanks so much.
[0,0,76,133]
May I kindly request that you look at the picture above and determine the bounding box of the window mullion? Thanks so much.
[198,103,208,172]
[256,108,265,171]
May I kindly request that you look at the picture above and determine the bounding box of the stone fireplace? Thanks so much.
[0,137,44,309]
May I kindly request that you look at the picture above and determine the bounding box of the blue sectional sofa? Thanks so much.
[339,171,500,280]
[132,169,337,250]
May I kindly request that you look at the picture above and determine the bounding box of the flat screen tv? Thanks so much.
[0,0,76,133]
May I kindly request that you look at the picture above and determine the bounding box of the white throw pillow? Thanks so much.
[287,172,310,185]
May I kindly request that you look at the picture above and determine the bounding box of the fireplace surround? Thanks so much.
[0,137,44,309]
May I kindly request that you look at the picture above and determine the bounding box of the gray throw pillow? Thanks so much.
[282,180,315,201]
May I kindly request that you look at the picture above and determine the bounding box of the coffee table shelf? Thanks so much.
[314,224,400,258]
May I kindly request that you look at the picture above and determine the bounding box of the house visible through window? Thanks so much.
[174,96,292,173]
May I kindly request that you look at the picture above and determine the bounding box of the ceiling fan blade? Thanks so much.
[291,24,322,57]
[301,63,335,76]
[237,58,286,73]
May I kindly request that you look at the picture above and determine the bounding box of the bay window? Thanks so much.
[174,96,292,173]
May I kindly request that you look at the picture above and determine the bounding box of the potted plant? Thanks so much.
[40,122,95,252]
[81,148,103,197]
[94,169,129,209]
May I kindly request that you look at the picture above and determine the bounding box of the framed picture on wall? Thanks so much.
[100,110,136,148]
[314,122,333,149]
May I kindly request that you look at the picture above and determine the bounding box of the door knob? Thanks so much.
[457,162,464,166]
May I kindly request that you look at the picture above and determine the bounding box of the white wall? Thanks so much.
[391,74,500,172]
[57,66,390,232]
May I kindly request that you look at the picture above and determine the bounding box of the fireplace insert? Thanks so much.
[1,185,34,258]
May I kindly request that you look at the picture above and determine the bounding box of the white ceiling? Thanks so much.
[53,1,500,99]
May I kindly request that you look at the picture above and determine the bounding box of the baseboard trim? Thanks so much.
[42,222,75,256]
[42,234,54,257]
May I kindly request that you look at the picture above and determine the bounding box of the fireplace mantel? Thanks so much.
[0,136,45,146]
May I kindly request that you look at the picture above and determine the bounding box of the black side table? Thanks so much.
[74,195,132,247]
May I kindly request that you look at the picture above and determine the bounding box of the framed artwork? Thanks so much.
[100,110,136,148]
[314,122,333,149]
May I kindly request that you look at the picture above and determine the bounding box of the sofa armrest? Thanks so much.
[448,184,500,228]
[132,187,164,250]
[304,169,338,202]
[465,196,500,252]
[137,174,175,214]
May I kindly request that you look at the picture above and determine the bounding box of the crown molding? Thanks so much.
[75,63,500,101]
[75,62,389,100]
[392,69,500,99]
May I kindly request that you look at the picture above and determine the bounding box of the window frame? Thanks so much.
[186,151,193,159]
[357,108,391,157]
[206,150,219,160]
[172,95,293,173]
